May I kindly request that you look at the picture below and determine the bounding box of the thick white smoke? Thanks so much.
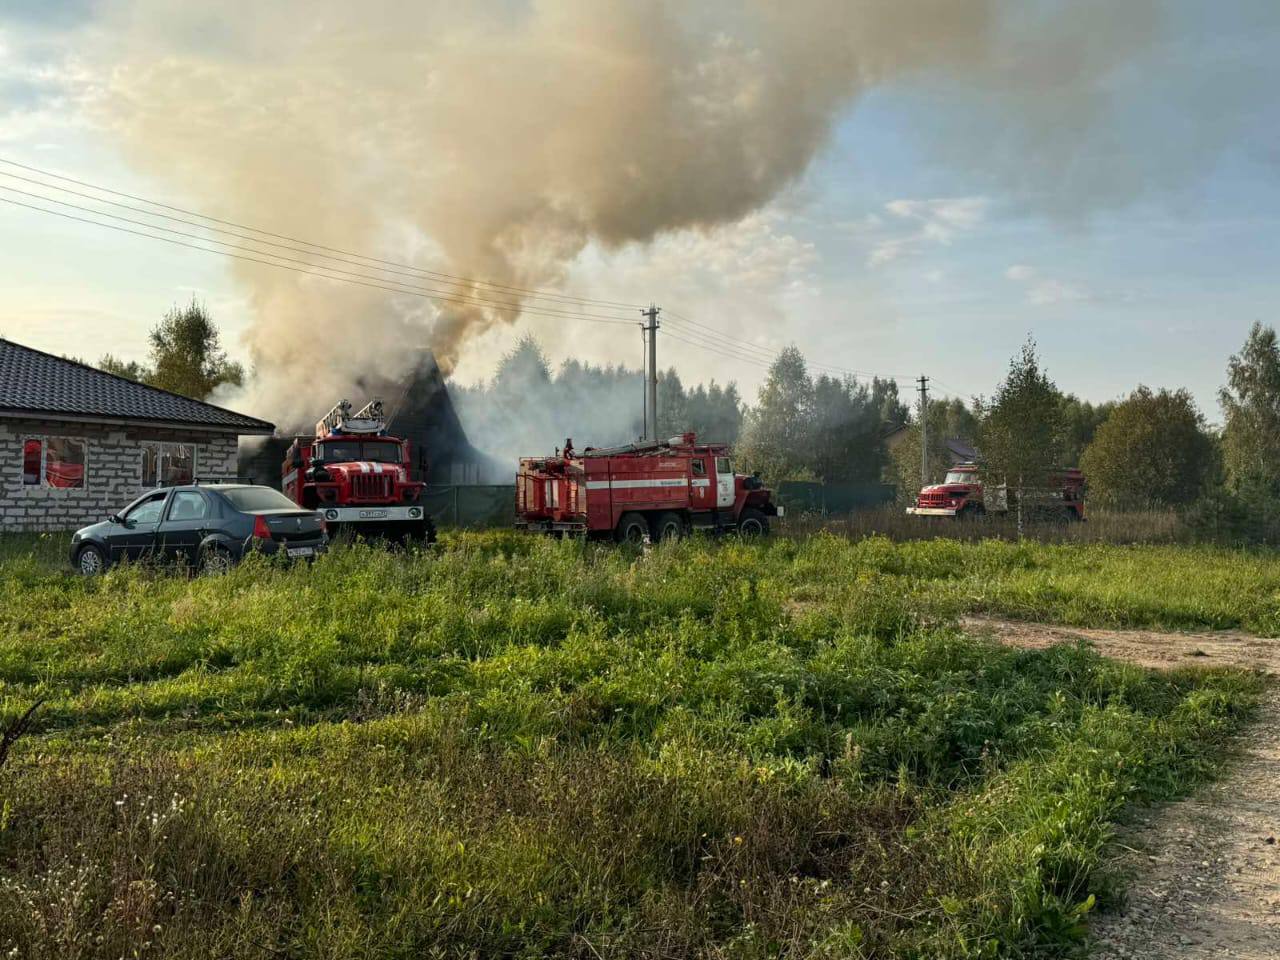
[83,0,999,429]
[71,0,1278,436]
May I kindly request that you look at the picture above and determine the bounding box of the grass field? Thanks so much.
[0,531,1273,958]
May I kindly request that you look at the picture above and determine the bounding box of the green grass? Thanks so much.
[0,531,1271,958]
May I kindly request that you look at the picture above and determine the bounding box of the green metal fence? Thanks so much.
[776,481,896,517]
[422,485,515,529]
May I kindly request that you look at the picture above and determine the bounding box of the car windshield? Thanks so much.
[220,487,302,513]
[944,471,975,484]
[317,441,400,463]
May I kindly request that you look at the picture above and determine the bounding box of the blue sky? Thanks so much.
[0,1,1277,425]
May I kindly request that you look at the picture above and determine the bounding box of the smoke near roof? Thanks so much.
[61,0,1276,430]
[76,0,999,428]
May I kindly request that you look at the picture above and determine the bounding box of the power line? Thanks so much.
[0,184,641,323]
[663,313,918,384]
[0,156,973,394]
[663,309,918,382]
[660,329,783,371]
[0,167,638,315]
[0,155,649,312]
[0,196,640,326]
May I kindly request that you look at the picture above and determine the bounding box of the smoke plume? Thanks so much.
[74,0,1278,432]
[80,0,999,428]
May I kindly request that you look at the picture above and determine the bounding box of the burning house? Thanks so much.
[238,351,501,488]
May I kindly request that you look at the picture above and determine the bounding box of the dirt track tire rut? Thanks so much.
[963,617,1280,959]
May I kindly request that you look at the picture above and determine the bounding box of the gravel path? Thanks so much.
[963,617,1280,959]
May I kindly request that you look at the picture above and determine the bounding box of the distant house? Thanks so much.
[883,423,979,466]
[0,338,274,531]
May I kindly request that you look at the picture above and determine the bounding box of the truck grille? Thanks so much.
[351,473,392,500]
[917,491,953,507]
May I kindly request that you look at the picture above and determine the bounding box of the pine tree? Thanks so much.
[977,339,1064,535]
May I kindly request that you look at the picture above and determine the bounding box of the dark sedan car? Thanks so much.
[70,483,327,575]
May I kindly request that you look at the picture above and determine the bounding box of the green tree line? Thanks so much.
[96,302,1280,540]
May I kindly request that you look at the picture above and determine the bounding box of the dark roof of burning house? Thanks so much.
[0,337,275,434]
[370,352,487,469]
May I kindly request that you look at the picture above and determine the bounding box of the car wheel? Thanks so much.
[75,543,107,576]
[199,546,234,576]
[651,512,685,542]
[615,512,649,544]
[737,508,769,537]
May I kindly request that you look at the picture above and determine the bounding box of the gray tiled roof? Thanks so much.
[0,338,274,434]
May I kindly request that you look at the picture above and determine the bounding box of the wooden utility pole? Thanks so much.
[917,375,930,485]
[642,305,660,440]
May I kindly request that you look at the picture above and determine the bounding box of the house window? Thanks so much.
[142,442,197,487]
[21,436,87,488]
[22,439,41,485]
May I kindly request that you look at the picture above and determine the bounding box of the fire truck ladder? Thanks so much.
[351,399,385,423]
[316,398,387,437]
[581,434,694,458]
[316,400,353,438]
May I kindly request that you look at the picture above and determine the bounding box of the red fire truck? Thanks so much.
[516,433,781,541]
[906,462,1086,521]
[282,399,436,542]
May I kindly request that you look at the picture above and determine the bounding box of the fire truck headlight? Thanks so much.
[324,509,339,521]
[409,506,422,520]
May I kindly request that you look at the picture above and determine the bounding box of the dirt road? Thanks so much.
[964,617,1280,959]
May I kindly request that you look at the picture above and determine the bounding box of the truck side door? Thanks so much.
[689,457,713,510]
[714,457,735,509]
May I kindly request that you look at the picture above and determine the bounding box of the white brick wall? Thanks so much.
[0,417,242,531]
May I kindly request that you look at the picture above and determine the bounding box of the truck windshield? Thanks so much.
[316,441,401,463]
[944,471,975,484]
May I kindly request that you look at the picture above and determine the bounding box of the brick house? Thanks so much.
[0,338,274,531]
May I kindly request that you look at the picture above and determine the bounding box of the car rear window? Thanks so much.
[220,487,301,512]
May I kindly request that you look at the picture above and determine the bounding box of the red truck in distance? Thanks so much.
[516,433,781,541]
[906,462,1087,521]
[282,399,436,542]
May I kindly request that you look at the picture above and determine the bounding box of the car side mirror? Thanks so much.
[109,513,121,524]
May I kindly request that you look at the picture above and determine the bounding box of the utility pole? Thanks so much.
[640,323,648,441]
[642,304,660,441]
[917,375,930,485]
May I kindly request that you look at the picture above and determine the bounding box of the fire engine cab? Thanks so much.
[516,433,781,541]
[282,399,435,542]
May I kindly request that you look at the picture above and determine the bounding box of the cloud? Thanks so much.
[866,195,988,267]
[1004,264,1091,305]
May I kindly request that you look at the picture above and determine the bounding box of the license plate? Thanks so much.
[286,546,315,558]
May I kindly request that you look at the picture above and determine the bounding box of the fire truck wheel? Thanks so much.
[737,508,769,537]
[414,516,438,543]
[651,512,685,542]
[958,503,986,521]
[615,513,649,545]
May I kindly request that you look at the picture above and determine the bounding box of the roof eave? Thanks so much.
[0,408,275,436]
